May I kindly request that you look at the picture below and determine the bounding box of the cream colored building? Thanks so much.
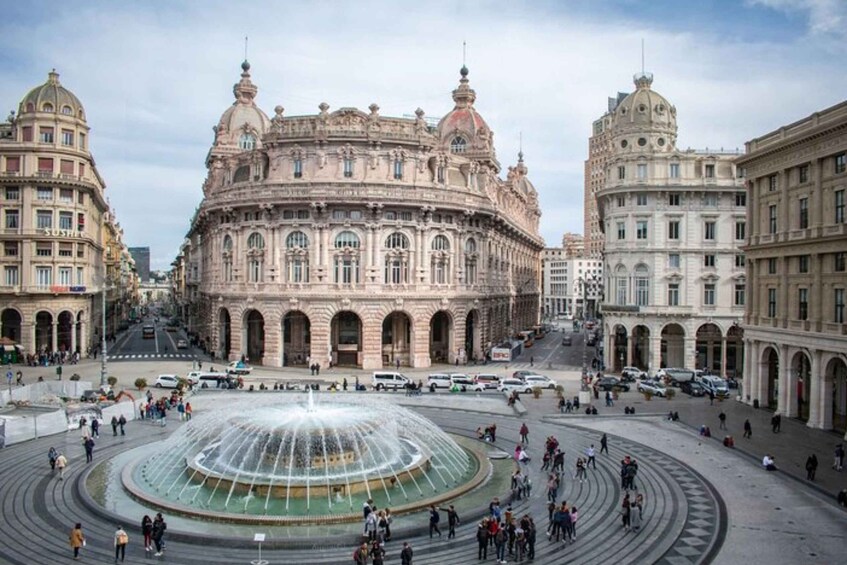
[179,62,543,369]
[542,248,602,320]
[597,73,745,374]
[737,100,847,434]
[0,71,119,356]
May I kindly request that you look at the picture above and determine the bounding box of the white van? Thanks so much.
[426,374,451,390]
[700,375,730,398]
[371,372,409,391]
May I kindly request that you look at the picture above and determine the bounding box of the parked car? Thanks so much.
[176,339,188,349]
[226,361,253,375]
[725,376,739,389]
[371,371,410,391]
[426,373,452,390]
[185,371,202,385]
[524,375,557,390]
[561,335,572,346]
[449,374,484,392]
[585,333,597,346]
[595,376,630,392]
[680,381,706,397]
[637,379,667,397]
[155,374,180,389]
[512,370,535,380]
[700,375,731,398]
[498,378,533,394]
[656,368,695,387]
[621,366,647,381]
[474,374,501,390]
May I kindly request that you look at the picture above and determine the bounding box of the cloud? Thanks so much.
[747,0,846,37]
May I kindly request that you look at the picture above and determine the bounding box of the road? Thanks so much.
[508,325,597,372]
[106,318,201,363]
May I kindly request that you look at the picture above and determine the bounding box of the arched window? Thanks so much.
[247,232,265,249]
[222,236,233,282]
[239,134,256,150]
[464,238,477,285]
[450,137,467,153]
[335,231,360,249]
[61,105,73,116]
[222,235,233,252]
[42,103,54,113]
[343,157,354,178]
[25,102,34,113]
[233,165,250,183]
[393,159,404,180]
[635,265,649,306]
[432,235,450,251]
[615,265,628,305]
[286,231,309,248]
[386,233,409,249]
[464,238,477,254]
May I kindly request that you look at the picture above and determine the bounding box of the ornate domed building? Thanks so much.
[177,62,543,369]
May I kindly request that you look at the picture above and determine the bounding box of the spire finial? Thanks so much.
[641,38,645,75]
[518,131,524,162]
[460,41,469,78]
[245,35,249,61]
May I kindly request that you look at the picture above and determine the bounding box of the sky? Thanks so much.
[2,0,846,270]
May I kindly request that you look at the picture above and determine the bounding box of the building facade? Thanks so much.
[541,248,602,320]
[128,246,150,283]
[179,62,543,369]
[0,71,126,357]
[597,72,745,375]
[736,100,847,434]
[561,232,585,258]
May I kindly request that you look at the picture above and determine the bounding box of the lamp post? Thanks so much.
[98,269,115,389]
[577,275,601,392]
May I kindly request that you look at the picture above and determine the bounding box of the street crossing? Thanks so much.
[107,353,196,361]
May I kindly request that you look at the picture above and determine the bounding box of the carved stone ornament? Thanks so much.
[394,298,404,309]
[340,298,351,308]
[289,297,299,309]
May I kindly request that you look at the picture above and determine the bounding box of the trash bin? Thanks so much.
[753,399,759,409]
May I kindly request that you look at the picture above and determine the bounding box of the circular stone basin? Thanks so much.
[123,392,486,524]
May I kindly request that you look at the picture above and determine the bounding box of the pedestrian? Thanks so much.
[621,494,631,531]
[114,525,128,563]
[84,437,95,463]
[353,542,368,565]
[447,504,460,539]
[91,417,100,438]
[111,415,118,436]
[477,518,490,560]
[806,454,818,481]
[631,494,644,532]
[771,414,779,433]
[574,457,587,482]
[743,419,752,439]
[527,517,536,560]
[370,539,385,565]
[428,504,441,538]
[141,515,153,552]
[709,390,715,405]
[382,508,393,541]
[185,402,192,420]
[519,422,529,445]
[570,506,579,541]
[834,444,844,471]
[48,446,58,471]
[118,414,126,435]
[56,452,68,479]
[587,445,596,469]
[600,433,608,454]
[152,512,167,556]
[530,356,534,367]
[343,377,348,391]
[69,522,85,560]
[774,413,781,432]
[605,390,613,407]
[400,542,413,565]
[718,411,726,430]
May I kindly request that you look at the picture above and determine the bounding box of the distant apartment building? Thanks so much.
[561,232,585,258]
[542,247,602,320]
[129,246,150,282]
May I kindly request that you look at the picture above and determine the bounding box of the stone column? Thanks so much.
[263,313,281,368]
[780,345,796,417]
[51,322,58,352]
[230,314,243,361]
[309,312,331,372]
[811,253,822,331]
[720,337,727,377]
[684,337,696,370]
[79,320,87,355]
[413,313,431,368]
[71,322,77,354]
[626,336,633,366]
[649,336,662,374]
[807,349,822,429]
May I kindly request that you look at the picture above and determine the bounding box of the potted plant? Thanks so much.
[134,378,147,390]
[532,387,543,399]
[665,388,676,400]
[641,390,653,401]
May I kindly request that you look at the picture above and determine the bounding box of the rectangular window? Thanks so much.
[669,253,680,268]
[704,254,716,268]
[798,255,809,273]
[58,267,72,285]
[616,222,625,240]
[59,188,73,202]
[668,220,680,240]
[59,212,73,230]
[705,164,715,178]
[669,163,680,179]
[39,127,54,143]
[60,159,74,175]
[668,283,679,306]
[768,288,777,317]
[835,289,845,323]
[616,277,627,305]
[636,193,647,206]
[76,243,85,258]
[636,277,649,306]
[62,129,74,146]
[704,221,716,240]
[617,166,625,180]
[37,187,53,200]
[769,205,778,234]
[4,266,19,286]
[38,158,53,173]
[35,266,52,287]
[704,283,716,306]
[799,164,809,183]
[768,258,777,274]
[36,210,52,229]
[637,164,647,180]
[735,254,746,268]
[5,209,19,229]
[297,209,310,219]
[835,252,846,272]
[79,133,86,150]
[735,192,746,207]
[399,211,412,221]
[248,260,261,282]
[77,213,85,231]
[58,243,73,257]
[22,126,32,142]
[798,288,809,320]
[4,242,18,257]
[76,267,84,285]
[4,187,19,200]
[735,284,746,306]
[735,220,746,240]
[704,193,718,206]
[36,243,52,257]
[393,159,403,180]
[768,175,778,191]
[835,153,846,174]
[668,193,680,206]
[78,163,85,178]
[616,195,625,207]
[798,197,809,229]
[636,220,648,240]
[343,158,353,178]
[836,190,845,223]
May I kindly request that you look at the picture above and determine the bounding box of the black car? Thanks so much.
[595,376,630,392]
[561,335,572,346]
[680,381,705,397]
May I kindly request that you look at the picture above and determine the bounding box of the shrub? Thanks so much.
[555,385,564,398]
[641,390,653,401]
[134,378,147,390]
[532,387,543,399]
[107,376,118,387]
[69,373,81,381]
[665,388,676,400]
[176,378,189,391]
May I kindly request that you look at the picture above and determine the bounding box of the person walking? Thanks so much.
[519,422,529,445]
[620,494,631,532]
[447,505,460,539]
[600,433,608,455]
[631,494,644,532]
[743,419,752,439]
[718,411,726,430]
[56,452,68,480]
[84,437,95,463]
[91,417,100,438]
[111,415,119,436]
[477,519,490,560]
[586,445,596,469]
[69,523,85,560]
[48,447,58,472]
[805,454,818,481]
[834,444,845,471]
[114,525,128,563]
[141,515,153,552]
[708,390,715,405]
[494,522,507,564]
[118,414,126,436]
[152,513,167,556]
[428,505,442,538]
[353,542,368,565]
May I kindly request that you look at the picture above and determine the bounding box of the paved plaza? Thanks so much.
[1,357,845,564]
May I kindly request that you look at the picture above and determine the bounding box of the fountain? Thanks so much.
[123,391,483,524]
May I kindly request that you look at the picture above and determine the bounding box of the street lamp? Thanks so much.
[576,275,601,392]
[97,271,116,388]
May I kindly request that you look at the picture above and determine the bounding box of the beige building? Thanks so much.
[561,232,584,258]
[597,72,745,374]
[0,71,126,357]
[179,62,543,369]
[737,100,847,434]
[541,248,602,319]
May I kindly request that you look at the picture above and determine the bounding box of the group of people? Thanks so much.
[356,499,407,564]
[67,513,167,562]
[478,500,538,563]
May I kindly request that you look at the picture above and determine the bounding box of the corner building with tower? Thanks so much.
[178,62,543,369]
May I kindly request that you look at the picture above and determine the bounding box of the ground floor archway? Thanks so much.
[660,323,685,369]
[826,357,847,434]
[612,325,627,373]
[1,308,22,343]
[791,351,811,422]
[35,311,53,352]
[761,346,779,409]
[244,310,265,365]
[57,311,73,352]
[429,311,453,364]
[282,311,311,367]
[696,323,723,372]
[382,312,412,367]
[726,324,743,378]
[465,309,481,363]
[332,311,362,367]
[218,308,231,361]
[631,325,650,371]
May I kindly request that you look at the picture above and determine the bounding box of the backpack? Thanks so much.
[117,532,129,545]
[431,509,440,523]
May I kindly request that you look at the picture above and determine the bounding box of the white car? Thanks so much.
[449,374,484,392]
[227,361,253,375]
[637,379,667,397]
[155,374,180,389]
[176,339,188,349]
[523,375,557,389]
[426,373,451,389]
[498,378,533,394]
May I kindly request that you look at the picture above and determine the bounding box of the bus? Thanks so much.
[142,325,155,339]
